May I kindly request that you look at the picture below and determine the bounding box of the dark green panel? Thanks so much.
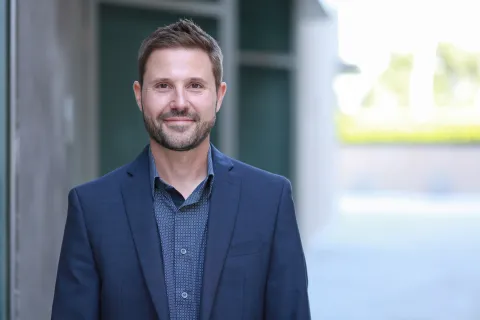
[99,4,219,175]
[0,0,7,318]
[239,66,292,179]
[239,0,292,53]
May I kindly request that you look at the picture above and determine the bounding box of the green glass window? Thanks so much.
[238,66,292,179]
[239,0,292,53]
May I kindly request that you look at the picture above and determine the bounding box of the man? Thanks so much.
[52,19,310,320]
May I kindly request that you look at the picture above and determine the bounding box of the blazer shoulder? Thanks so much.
[230,157,290,187]
[71,163,129,198]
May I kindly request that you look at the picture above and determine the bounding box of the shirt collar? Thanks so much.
[149,145,215,197]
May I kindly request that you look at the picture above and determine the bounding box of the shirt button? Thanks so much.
[180,248,187,255]
[182,292,188,299]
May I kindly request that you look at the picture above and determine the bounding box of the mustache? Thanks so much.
[159,109,200,121]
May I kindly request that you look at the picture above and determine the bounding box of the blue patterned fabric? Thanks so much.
[149,146,214,320]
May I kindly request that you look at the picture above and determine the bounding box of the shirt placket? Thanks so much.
[175,206,196,320]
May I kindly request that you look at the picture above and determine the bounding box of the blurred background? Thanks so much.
[2,0,480,319]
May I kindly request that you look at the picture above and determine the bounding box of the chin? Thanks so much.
[164,136,197,149]
[162,140,198,152]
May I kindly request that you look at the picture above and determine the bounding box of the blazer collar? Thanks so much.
[121,145,170,319]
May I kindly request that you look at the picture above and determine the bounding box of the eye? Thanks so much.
[189,82,203,89]
[155,83,169,89]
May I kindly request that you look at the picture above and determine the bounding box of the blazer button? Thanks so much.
[182,292,188,299]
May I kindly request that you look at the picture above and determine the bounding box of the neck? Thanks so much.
[150,138,210,195]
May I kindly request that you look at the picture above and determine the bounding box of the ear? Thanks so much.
[133,81,143,112]
[215,82,227,113]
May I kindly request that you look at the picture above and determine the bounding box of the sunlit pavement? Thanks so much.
[307,192,480,320]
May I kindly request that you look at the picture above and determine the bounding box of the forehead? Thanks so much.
[144,48,214,81]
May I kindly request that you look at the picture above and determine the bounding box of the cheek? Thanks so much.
[199,106,217,120]
[143,92,169,115]
[190,95,216,116]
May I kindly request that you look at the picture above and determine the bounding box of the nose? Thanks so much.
[172,88,188,110]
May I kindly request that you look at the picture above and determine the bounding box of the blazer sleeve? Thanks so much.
[265,179,311,320]
[51,188,100,320]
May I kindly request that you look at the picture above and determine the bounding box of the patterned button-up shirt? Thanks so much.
[149,146,214,320]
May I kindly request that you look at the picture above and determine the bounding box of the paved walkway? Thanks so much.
[306,192,480,320]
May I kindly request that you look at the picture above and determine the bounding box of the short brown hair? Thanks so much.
[137,19,223,89]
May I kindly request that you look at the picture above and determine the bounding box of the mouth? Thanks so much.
[162,118,196,129]
[163,117,194,122]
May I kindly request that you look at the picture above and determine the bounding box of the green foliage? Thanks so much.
[336,112,480,144]
[380,53,414,106]
[434,42,480,107]
[360,43,480,109]
[339,42,480,144]
[436,42,480,79]
[362,53,414,107]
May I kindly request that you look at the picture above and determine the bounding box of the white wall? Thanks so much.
[295,0,339,247]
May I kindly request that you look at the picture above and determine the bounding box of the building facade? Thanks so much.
[1,0,338,319]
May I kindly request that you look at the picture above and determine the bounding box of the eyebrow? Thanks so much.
[149,77,208,84]
[149,78,170,84]
[189,77,207,83]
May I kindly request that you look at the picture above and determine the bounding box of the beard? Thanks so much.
[142,105,216,152]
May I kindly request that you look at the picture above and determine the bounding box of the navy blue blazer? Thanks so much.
[52,145,310,320]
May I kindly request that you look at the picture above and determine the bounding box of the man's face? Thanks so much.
[133,48,226,151]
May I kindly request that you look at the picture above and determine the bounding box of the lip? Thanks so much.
[163,118,194,122]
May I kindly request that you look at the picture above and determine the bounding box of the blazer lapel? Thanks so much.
[201,146,241,320]
[121,146,169,320]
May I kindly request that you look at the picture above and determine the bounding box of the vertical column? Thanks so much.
[71,0,98,186]
[8,0,16,317]
[218,0,238,158]
[0,0,8,319]
[294,0,339,248]
[13,0,90,318]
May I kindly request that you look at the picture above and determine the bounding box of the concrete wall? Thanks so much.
[340,146,480,193]
[12,0,91,318]
[0,0,7,318]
